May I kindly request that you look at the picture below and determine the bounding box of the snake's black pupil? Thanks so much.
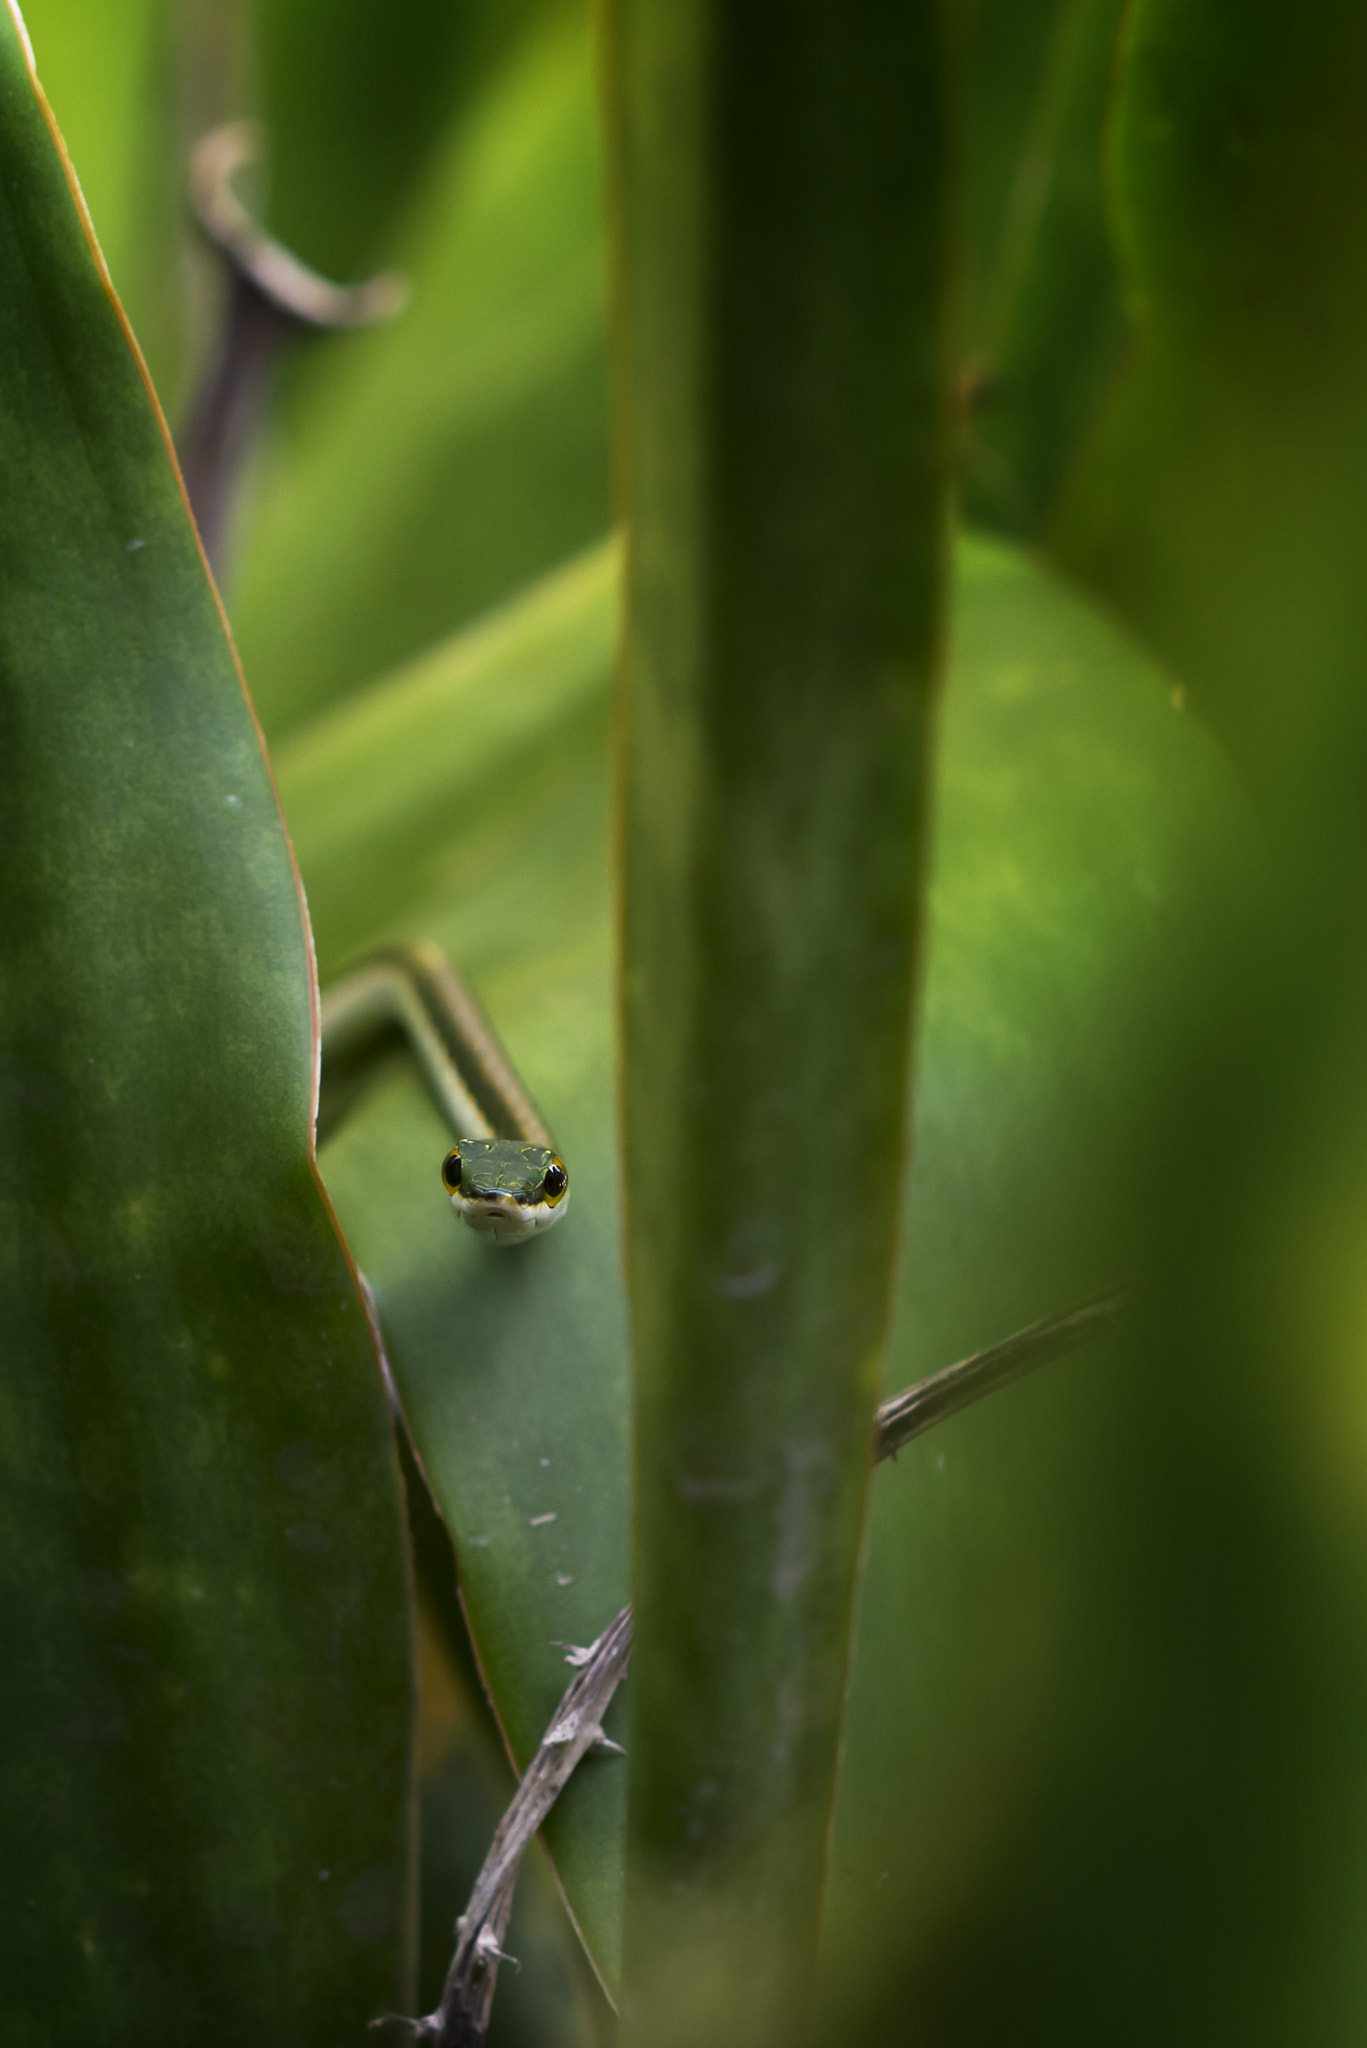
[543,1158,567,1198]
[441,1149,462,1191]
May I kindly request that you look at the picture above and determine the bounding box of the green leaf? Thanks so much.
[301,526,1249,2009]
[603,5,956,2039]
[231,0,609,737]
[0,20,412,2040]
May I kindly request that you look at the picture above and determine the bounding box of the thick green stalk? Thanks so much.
[606,3,956,2039]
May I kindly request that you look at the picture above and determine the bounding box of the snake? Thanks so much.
[319,942,569,1245]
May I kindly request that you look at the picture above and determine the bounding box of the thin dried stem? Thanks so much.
[190,123,406,329]
[873,1289,1126,1463]
[178,122,405,573]
[404,1608,633,2046]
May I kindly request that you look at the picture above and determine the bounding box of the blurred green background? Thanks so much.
[13,0,1367,2038]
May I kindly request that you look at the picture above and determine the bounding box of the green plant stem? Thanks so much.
[606,4,957,2038]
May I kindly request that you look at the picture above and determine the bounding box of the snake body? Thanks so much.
[319,942,569,1244]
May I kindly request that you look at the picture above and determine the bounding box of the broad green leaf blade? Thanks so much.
[0,21,412,2041]
[232,0,609,736]
[303,531,1250,2011]
[604,7,956,2040]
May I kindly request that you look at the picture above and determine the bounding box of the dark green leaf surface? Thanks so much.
[0,21,412,2041]
[305,530,1249,2008]
[605,6,956,2040]
[231,0,609,735]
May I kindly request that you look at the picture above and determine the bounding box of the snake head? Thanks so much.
[440,1140,570,1244]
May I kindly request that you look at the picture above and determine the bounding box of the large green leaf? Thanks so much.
[231,0,609,736]
[0,20,412,2041]
[294,528,1250,2012]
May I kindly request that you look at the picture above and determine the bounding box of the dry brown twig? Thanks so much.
[180,122,406,572]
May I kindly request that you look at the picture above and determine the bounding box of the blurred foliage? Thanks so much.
[251,0,552,281]
[1055,0,1367,836]
[961,0,1131,534]
[232,0,609,731]
[8,0,1367,2042]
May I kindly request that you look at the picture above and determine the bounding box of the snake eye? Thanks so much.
[440,1147,463,1193]
[542,1156,568,1205]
